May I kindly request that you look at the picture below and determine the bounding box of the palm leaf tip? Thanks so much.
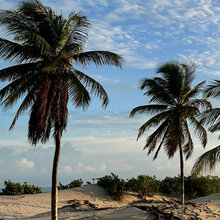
[191,145,220,175]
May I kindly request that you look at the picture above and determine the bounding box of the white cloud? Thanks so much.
[18,158,34,169]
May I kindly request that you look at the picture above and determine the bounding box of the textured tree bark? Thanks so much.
[51,131,61,220]
[179,143,184,205]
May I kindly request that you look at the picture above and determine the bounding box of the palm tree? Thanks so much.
[192,80,220,175]
[130,62,210,204]
[0,1,123,219]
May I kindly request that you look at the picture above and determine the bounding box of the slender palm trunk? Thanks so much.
[179,143,184,205]
[51,131,61,220]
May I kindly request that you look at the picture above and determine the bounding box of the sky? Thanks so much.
[0,0,219,187]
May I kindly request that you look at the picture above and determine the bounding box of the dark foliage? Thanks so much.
[1,180,42,195]
[126,175,159,199]
[58,179,83,190]
[97,173,126,201]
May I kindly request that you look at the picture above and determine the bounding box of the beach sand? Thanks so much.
[0,184,219,219]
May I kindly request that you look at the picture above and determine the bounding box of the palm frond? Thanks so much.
[130,104,168,117]
[181,61,196,86]
[72,51,123,68]
[204,80,220,99]
[200,108,220,136]
[137,110,171,140]
[163,120,183,158]
[153,128,169,160]
[59,12,91,52]
[191,145,220,175]
[9,85,38,130]
[72,69,109,108]
[0,62,40,81]
[183,120,193,160]
[0,38,38,62]
[156,62,183,99]
[189,98,211,111]
[0,8,53,56]
[189,117,207,148]
[67,70,91,108]
[140,78,174,104]
[182,81,205,101]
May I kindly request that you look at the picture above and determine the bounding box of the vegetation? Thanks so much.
[159,176,180,196]
[97,173,220,201]
[130,61,211,204]
[160,175,220,199]
[192,80,220,175]
[126,175,159,199]
[0,0,122,219]
[97,173,126,201]
[58,179,83,190]
[1,180,42,195]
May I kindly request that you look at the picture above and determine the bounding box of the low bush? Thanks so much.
[185,175,220,199]
[97,173,126,201]
[58,179,83,190]
[126,175,159,199]
[159,176,180,196]
[1,180,42,195]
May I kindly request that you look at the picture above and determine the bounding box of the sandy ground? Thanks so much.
[0,185,219,219]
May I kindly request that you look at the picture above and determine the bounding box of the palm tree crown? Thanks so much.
[130,61,210,204]
[0,0,123,144]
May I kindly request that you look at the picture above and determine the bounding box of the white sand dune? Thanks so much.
[0,185,219,219]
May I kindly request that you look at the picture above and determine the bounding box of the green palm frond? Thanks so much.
[181,62,196,86]
[182,81,205,101]
[156,62,183,98]
[140,78,174,104]
[1,72,40,108]
[200,108,220,136]
[189,117,207,148]
[72,51,123,68]
[9,84,38,130]
[183,120,193,160]
[130,104,168,117]
[0,62,40,81]
[189,99,211,111]
[143,119,169,153]
[0,6,53,56]
[73,69,109,108]
[137,110,171,140]
[204,80,220,99]
[59,12,91,52]
[0,38,38,62]
[153,128,169,160]
[191,145,220,175]
[67,70,91,108]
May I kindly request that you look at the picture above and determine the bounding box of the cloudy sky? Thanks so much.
[0,0,219,187]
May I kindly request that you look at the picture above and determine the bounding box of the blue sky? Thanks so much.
[0,0,219,187]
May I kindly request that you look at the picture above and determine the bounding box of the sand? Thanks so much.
[0,185,219,219]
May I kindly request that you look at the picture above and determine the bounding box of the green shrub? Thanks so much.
[185,175,220,199]
[126,175,159,199]
[159,176,180,196]
[2,180,42,195]
[159,175,220,199]
[58,179,84,190]
[97,173,126,201]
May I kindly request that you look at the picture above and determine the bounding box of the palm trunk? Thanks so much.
[179,143,184,205]
[51,131,61,220]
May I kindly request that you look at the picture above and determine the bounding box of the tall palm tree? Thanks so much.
[192,80,220,175]
[0,1,123,219]
[130,62,210,204]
